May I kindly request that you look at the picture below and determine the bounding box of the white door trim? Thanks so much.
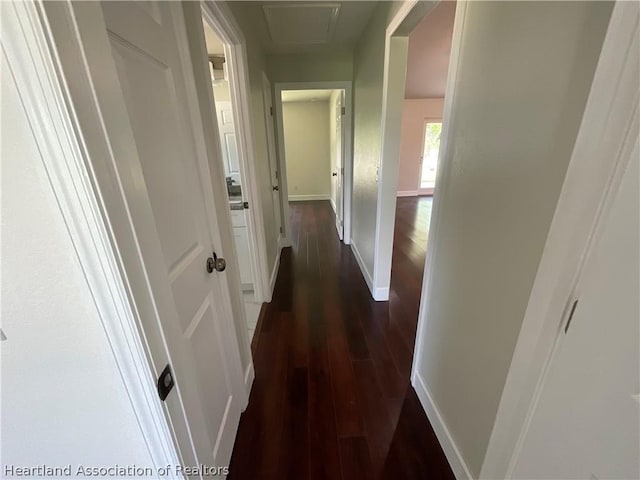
[2,1,180,471]
[201,1,271,304]
[371,0,441,301]
[273,81,354,245]
[480,3,639,477]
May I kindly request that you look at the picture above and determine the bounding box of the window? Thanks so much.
[420,122,442,190]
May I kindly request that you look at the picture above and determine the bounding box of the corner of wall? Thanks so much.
[350,241,374,293]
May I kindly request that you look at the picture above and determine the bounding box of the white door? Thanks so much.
[512,144,639,479]
[80,2,245,471]
[334,91,344,240]
[216,101,241,184]
[261,73,282,239]
[231,211,252,287]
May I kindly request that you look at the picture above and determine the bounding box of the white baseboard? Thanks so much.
[373,286,389,301]
[350,241,374,296]
[397,190,419,197]
[278,234,291,249]
[243,362,254,410]
[288,194,330,201]
[329,197,337,213]
[412,373,474,480]
[351,242,387,300]
[269,242,282,297]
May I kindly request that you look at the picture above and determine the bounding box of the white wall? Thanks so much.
[397,98,444,195]
[351,1,403,288]
[412,2,613,476]
[267,52,353,84]
[282,101,331,200]
[1,52,154,470]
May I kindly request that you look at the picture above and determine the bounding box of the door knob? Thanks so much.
[273,185,279,191]
[206,252,226,273]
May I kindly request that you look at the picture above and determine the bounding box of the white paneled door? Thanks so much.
[334,91,344,240]
[261,73,283,240]
[76,1,245,472]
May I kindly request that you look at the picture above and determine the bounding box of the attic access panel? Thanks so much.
[262,3,341,45]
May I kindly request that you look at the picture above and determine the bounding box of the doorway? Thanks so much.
[389,0,456,328]
[279,89,343,238]
[273,82,353,245]
[201,14,264,338]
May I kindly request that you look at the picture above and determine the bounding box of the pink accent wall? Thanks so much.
[405,1,456,99]
[397,98,445,194]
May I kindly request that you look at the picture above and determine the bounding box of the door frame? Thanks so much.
[3,0,180,470]
[201,1,272,303]
[371,0,441,301]
[417,117,443,196]
[273,81,354,245]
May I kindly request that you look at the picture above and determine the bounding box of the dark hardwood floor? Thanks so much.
[228,197,453,480]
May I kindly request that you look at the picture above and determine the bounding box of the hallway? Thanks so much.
[228,198,452,479]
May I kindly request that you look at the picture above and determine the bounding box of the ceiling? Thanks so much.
[228,1,378,54]
[281,89,337,103]
[404,1,456,99]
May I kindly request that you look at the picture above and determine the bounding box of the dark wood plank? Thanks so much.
[307,309,342,480]
[228,312,290,479]
[351,359,395,474]
[229,197,454,480]
[278,366,309,480]
[339,436,375,480]
[325,298,366,437]
[382,387,455,480]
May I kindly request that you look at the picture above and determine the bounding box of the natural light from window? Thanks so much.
[420,122,442,190]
